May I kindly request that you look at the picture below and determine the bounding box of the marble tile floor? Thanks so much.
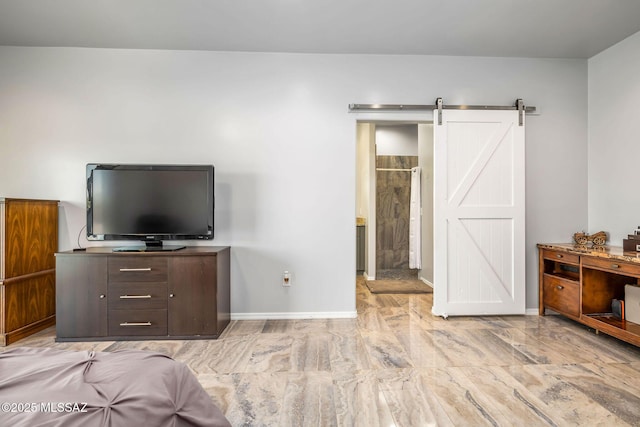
[5,276,640,426]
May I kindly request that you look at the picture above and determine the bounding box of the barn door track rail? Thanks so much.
[349,98,536,126]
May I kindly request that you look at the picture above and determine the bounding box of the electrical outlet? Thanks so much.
[282,271,291,287]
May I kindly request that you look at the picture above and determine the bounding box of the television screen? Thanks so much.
[86,164,214,249]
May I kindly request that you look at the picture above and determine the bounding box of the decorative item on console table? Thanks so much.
[623,226,640,252]
[0,198,59,346]
[573,231,607,246]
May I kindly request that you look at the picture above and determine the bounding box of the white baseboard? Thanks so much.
[231,308,537,320]
[419,277,434,287]
[231,311,358,321]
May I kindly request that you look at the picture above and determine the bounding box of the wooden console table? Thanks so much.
[538,243,640,347]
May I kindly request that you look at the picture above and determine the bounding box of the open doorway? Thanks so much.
[376,124,420,280]
[356,121,434,288]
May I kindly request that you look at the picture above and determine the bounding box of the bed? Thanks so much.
[0,347,231,427]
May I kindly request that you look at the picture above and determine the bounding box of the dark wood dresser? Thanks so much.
[0,198,59,345]
[55,246,230,341]
[538,243,640,347]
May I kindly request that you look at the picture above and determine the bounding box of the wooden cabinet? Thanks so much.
[55,246,230,341]
[542,275,580,318]
[0,198,58,346]
[56,255,108,338]
[107,256,168,337]
[539,247,581,319]
[168,255,226,336]
[539,244,640,347]
[356,225,365,272]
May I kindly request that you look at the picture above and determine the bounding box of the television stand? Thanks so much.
[55,246,230,341]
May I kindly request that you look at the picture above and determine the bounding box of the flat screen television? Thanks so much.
[86,164,214,251]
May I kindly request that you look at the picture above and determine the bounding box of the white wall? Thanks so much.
[588,31,640,245]
[375,125,418,156]
[355,123,373,220]
[418,124,434,284]
[0,47,588,313]
[355,123,374,278]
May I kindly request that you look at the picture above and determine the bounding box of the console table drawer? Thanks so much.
[542,250,579,265]
[108,309,167,336]
[108,283,167,310]
[543,274,580,317]
[108,257,168,282]
[582,257,640,278]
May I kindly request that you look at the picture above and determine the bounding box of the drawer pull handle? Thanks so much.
[556,254,563,258]
[119,322,152,327]
[169,293,175,298]
[99,294,106,299]
[611,264,620,269]
[119,294,152,299]
[556,285,564,290]
[119,267,152,272]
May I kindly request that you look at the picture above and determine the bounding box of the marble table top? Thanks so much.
[537,243,640,264]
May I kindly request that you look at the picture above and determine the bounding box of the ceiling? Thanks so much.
[1,0,640,59]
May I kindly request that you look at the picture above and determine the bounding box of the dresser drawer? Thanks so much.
[108,309,167,336]
[543,274,580,317]
[108,257,168,282]
[582,257,640,278]
[542,249,580,265]
[108,283,167,310]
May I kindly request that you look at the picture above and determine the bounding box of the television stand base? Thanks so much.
[112,245,186,252]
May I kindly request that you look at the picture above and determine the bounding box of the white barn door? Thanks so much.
[432,109,525,316]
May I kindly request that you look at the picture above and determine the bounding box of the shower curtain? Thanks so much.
[409,166,421,269]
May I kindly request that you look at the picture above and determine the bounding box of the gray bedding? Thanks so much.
[0,347,231,427]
